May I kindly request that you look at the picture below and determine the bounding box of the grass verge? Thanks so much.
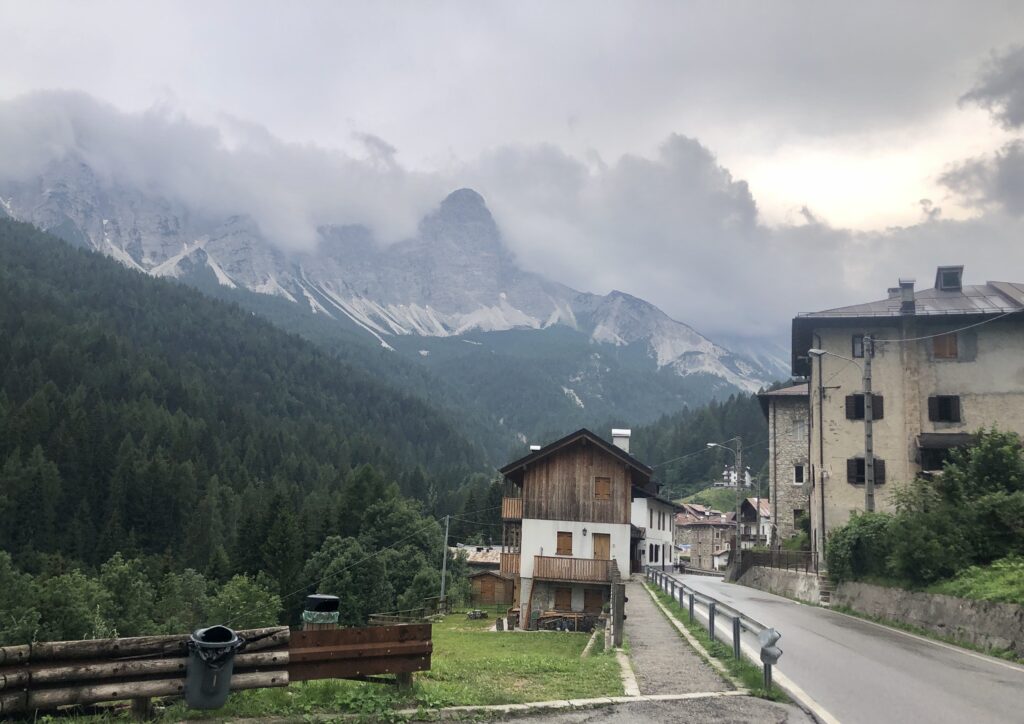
[829,604,1023,664]
[645,583,788,702]
[47,613,623,722]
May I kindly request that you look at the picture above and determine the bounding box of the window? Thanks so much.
[845,394,884,420]
[556,531,572,556]
[928,395,961,422]
[794,464,805,484]
[852,335,875,358]
[793,509,805,527]
[792,419,807,440]
[649,543,659,562]
[846,457,886,485]
[932,333,958,359]
[594,476,611,500]
[650,510,654,528]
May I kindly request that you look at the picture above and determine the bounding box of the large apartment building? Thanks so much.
[791,266,1024,560]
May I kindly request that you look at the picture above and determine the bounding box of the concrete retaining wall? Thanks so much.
[833,581,1024,657]
[737,566,820,604]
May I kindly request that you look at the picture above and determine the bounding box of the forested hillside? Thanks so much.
[631,393,770,499]
[0,219,491,639]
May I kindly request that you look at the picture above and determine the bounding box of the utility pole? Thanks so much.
[755,472,762,547]
[735,438,743,559]
[863,335,875,512]
[439,514,450,610]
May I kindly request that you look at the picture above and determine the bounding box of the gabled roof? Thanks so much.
[757,383,809,418]
[499,428,654,478]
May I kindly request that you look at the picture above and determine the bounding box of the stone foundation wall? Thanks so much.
[737,566,820,604]
[833,581,1024,657]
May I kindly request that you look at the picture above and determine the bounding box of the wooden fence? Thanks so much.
[533,556,610,583]
[0,624,431,717]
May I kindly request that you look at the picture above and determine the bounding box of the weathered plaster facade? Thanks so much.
[758,385,810,541]
[793,271,1024,562]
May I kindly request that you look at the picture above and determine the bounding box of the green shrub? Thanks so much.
[825,512,894,582]
[929,556,1024,603]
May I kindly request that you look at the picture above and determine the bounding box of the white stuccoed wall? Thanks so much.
[631,497,675,565]
[518,518,631,578]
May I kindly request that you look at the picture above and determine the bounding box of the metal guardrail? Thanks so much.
[645,567,781,688]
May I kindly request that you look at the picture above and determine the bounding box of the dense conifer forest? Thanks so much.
[0,219,487,641]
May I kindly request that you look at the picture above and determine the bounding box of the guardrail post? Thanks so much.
[732,616,741,659]
[708,602,716,643]
[764,663,772,690]
[688,593,695,622]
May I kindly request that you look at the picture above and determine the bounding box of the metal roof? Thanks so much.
[790,275,1024,376]
[798,283,1024,319]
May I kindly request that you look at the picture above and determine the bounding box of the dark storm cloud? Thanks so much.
[941,141,1024,216]
[3,91,1024,341]
[962,45,1024,130]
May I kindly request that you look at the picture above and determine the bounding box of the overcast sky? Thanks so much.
[2,1,1024,338]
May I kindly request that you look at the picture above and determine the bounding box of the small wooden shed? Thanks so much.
[469,570,514,606]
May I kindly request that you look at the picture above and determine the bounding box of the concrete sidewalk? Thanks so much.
[623,578,729,695]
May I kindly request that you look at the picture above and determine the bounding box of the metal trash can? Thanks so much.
[301,594,340,629]
[185,625,244,709]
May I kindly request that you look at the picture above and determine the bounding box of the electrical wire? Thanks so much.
[871,308,1023,343]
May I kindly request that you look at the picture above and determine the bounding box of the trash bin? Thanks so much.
[185,625,244,709]
[301,594,340,629]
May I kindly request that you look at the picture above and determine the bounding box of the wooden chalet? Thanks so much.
[498,428,654,628]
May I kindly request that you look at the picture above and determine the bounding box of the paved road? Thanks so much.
[667,573,1024,724]
[624,579,728,694]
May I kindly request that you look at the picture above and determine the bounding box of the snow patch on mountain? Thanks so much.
[562,386,585,409]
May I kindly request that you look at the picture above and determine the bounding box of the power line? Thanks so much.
[872,308,1023,344]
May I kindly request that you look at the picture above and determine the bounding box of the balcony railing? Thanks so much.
[533,556,610,583]
[500,552,520,576]
[501,497,523,521]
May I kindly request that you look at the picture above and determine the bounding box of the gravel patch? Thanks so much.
[624,578,730,695]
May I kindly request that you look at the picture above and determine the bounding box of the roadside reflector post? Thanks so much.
[708,602,716,643]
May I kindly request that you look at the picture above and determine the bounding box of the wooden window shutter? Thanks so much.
[594,476,611,500]
[845,395,857,419]
[928,397,940,421]
[875,459,886,485]
[556,531,572,556]
[951,397,962,422]
[933,333,958,359]
[846,458,858,483]
[872,394,884,420]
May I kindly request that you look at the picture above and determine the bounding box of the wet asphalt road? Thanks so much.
[665,573,1024,724]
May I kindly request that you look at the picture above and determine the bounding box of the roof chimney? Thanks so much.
[899,278,916,314]
[611,428,631,453]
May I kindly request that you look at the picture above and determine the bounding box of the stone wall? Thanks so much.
[737,566,820,603]
[833,581,1024,657]
[765,394,810,541]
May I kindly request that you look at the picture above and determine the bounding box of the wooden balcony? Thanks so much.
[500,552,520,576]
[501,497,523,520]
[533,556,610,583]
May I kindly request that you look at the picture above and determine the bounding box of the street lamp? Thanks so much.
[808,338,876,512]
[707,437,743,562]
